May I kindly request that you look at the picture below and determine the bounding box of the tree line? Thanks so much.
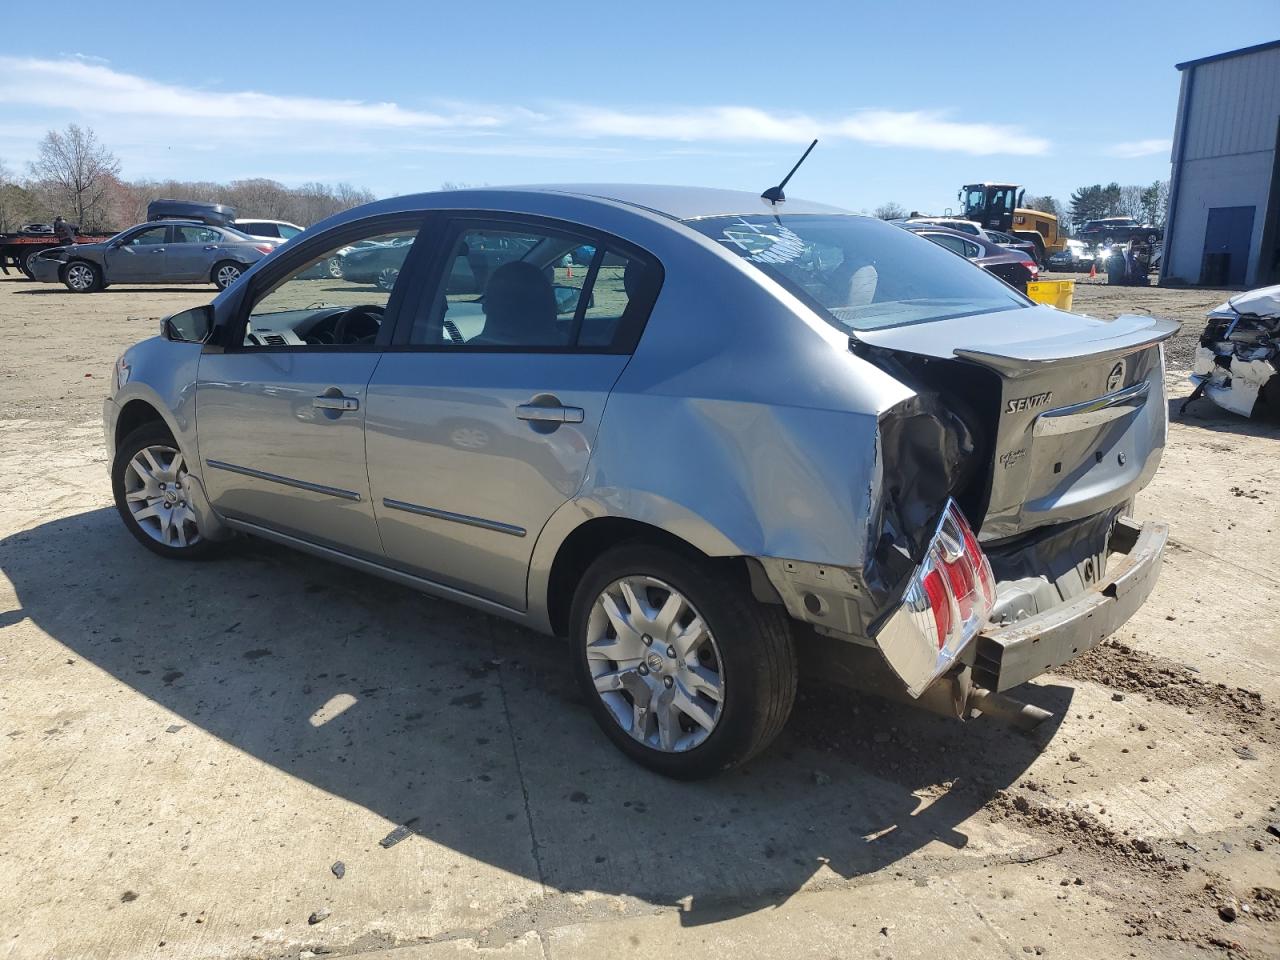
[0,124,376,233]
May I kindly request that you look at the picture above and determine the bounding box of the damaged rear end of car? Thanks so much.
[687,211,1175,726]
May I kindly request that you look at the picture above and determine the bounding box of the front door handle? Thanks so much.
[151,248,166,254]
[203,245,220,251]
[313,395,359,411]
[516,403,584,424]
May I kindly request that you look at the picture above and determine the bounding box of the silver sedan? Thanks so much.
[103,185,1174,778]
[32,220,278,292]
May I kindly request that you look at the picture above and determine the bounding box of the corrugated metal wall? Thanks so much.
[1166,46,1280,286]
[1182,47,1280,161]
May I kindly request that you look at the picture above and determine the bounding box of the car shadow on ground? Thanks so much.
[0,508,1071,927]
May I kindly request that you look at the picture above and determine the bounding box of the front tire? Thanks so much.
[63,260,102,292]
[570,543,797,779]
[212,260,244,290]
[112,422,217,560]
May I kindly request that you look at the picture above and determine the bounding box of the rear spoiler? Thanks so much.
[954,314,1178,376]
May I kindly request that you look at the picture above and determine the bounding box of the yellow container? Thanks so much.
[1025,279,1075,311]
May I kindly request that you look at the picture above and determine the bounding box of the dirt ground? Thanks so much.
[0,273,1277,960]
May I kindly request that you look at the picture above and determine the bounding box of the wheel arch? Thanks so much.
[114,398,171,450]
[209,258,250,284]
[531,498,755,638]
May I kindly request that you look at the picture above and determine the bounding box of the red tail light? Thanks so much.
[254,244,274,255]
[1021,258,1039,278]
[873,501,996,696]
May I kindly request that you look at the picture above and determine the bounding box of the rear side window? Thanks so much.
[278,224,302,239]
[687,214,1027,330]
[241,222,279,237]
[408,220,659,352]
[175,226,220,244]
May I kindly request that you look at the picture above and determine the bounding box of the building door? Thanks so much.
[1201,206,1255,286]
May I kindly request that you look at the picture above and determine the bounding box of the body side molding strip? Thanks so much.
[382,497,526,537]
[205,459,363,502]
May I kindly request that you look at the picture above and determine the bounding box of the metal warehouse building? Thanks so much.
[1162,39,1280,288]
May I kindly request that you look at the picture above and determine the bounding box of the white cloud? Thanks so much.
[566,105,1050,155]
[1106,138,1172,159]
[0,56,1052,160]
[0,56,501,129]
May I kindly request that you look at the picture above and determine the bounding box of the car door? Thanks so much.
[103,225,171,282]
[365,217,661,610]
[168,225,224,281]
[195,215,428,558]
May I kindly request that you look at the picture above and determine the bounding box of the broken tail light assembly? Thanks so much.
[874,500,996,697]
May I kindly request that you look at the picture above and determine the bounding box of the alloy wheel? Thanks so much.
[375,267,399,291]
[215,264,242,289]
[66,263,95,291]
[122,444,201,549]
[585,575,725,752]
[327,256,344,279]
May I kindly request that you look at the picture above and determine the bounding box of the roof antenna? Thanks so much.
[761,138,818,207]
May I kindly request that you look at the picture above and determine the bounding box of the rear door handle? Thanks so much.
[203,245,220,250]
[516,403,584,424]
[151,248,166,254]
[313,395,359,411]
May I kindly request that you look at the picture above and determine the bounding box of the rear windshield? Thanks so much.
[687,214,1028,331]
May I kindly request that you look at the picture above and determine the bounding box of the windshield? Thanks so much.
[688,214,1028,331]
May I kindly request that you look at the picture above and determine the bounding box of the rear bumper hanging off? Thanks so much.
[971,517,1167,692]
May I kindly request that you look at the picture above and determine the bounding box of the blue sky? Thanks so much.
[1,2,1275,213]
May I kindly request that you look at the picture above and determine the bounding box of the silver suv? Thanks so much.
[104,185,1174,778]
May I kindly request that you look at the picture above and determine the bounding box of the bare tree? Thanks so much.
[874,201,907,220]
[28,124,121,230]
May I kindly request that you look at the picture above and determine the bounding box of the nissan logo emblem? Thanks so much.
[1106,360,1126,393]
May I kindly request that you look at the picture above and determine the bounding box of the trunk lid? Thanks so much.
[857,307,1178,540]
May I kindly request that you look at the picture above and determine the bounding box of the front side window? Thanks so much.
[278,224,302,239]
[688,214,1027,331]
[126,226,168,246]
[240,225,420,348]
[410,223,657,351]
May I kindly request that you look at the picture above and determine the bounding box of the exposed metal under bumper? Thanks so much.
[972,517,1168,692]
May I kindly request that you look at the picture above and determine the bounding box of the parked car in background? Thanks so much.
[234,219,304,242]
[985,228,1040,263]
[902,216,989,239]
[1048,239,1092,272]
[104,184,1174,778]
[901,222,1039,292]
[334,235,415,289]
[31,220,278,292]
[1078,217,1160,246]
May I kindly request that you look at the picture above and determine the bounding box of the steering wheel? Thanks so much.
[332,304,385,345]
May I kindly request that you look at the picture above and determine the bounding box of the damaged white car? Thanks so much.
[1188,285,1280,418]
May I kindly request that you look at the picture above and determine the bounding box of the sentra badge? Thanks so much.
[1005,392,1053,414]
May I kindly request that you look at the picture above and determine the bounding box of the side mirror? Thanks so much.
[163,305,214,343]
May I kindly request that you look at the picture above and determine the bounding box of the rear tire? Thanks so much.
[212,260,244,290]
[112,422,218,560]
[63,260,102,293]
[570,542,797,779]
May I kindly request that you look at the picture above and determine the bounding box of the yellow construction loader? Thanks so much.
[959,183,1067,266]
